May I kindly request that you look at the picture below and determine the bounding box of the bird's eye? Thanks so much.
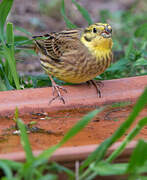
[93,27,97,33]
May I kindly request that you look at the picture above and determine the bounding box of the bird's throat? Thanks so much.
[81,36,113,60]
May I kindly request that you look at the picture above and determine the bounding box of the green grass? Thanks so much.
[0,87,147,179]
[0,0,33,91]
[0,0,22,90]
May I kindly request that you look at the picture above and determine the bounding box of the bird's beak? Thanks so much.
[105,26,112,34]
[101,27,112,38]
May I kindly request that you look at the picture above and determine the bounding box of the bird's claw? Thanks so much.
[95,80,104,88]
[87,80,103,98]
[49,84,67,104]
[52,85,67,96]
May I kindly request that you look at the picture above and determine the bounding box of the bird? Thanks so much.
[25,23,113,104]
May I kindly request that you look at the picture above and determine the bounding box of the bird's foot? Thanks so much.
[87,80,103,98]
[49,83,67,104]
[48,74,67,104]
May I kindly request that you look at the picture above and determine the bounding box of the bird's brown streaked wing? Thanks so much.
[33,29,82,62]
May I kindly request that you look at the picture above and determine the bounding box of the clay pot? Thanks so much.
[0,76,147,179]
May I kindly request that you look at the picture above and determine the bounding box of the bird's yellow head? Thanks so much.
[81,23,113,54]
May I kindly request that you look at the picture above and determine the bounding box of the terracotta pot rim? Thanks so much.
[0,76,147,116]
[0,141,137,163]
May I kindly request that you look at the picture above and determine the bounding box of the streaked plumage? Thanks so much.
[32,23,113,103]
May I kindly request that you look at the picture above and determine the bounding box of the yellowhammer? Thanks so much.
[28,23,113,103]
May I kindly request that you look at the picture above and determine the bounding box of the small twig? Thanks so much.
[104,108,122,120]
[75,160,80,180]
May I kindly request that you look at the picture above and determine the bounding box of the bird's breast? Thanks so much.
[39,49,112,84]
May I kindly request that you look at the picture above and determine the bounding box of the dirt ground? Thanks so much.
[7,0,139,75]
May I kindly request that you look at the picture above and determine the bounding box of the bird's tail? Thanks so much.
[0,35,46,51]
[15,36,46,50]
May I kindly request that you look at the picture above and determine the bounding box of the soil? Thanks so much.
[0,104,147,154]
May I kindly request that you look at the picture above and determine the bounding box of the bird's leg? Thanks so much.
[48,74,67,104]
[87,80,104,98]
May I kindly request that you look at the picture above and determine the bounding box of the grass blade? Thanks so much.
[80,87,147,172]
[17,118,34,162]
[0,159,22,170]
[15,26,33,36]
[0,64,14,90]
[6,22,15,61]
[106,117,147,163]
[0,76,7,91]
[135,23,147,39]
[0,161,13,178]
[105,87,147,146]
[37,108,104,160]
[2,23,21,89]
[61,0,77,29]
[0,0,14,37]
[49,162,75,179]
[14,39,34,46]
[127,139,147,174]
[125,39,133,58]
[38,174,57,180]
[90,161,127,176]
[72,0,93,25]
[60,108,104,145]
[79,137,112,177]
